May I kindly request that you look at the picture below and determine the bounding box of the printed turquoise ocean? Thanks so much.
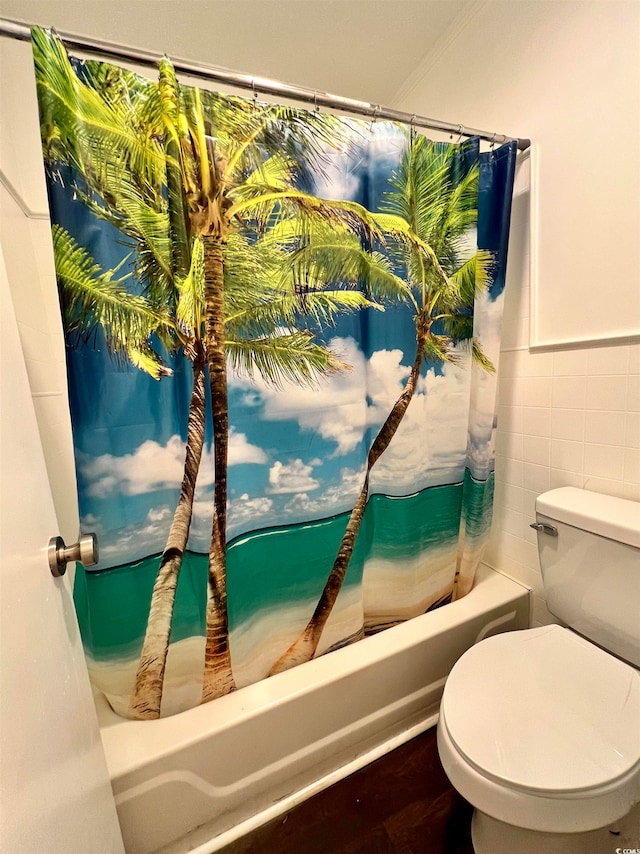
[75,472,494,662]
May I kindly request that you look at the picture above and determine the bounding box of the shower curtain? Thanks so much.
[33,28,516,719]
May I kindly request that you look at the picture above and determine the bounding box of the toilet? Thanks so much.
[438,487,640,854]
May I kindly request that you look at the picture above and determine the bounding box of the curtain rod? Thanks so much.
[0,16,531,151]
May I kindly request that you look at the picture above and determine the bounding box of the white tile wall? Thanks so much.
[0,35,80,544]
[486,273,640,628]
[476,142,640,629]
[0,184,79,542]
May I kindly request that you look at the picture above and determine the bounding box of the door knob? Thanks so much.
[48,533,99,577]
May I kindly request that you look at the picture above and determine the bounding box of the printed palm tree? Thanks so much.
[33,28,411,717]
[34,31,214,718]
[154,63,420,706]
[269,133,494,675]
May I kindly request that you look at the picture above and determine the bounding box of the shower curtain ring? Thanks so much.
[251,78,258,109]
[370,105,380,132]
[314,92,320,113]
[456,124,464,144]
[490,132,497,149]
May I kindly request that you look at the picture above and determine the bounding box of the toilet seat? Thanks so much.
[442,625,640,794]
[437,626,640,833]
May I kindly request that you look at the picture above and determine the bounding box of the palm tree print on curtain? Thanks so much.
[269,135,495,674]
[33,28,516,719]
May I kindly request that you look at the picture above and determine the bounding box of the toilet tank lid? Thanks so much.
[536,487,640,548]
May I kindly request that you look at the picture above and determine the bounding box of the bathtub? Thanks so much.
[97,565,529,854]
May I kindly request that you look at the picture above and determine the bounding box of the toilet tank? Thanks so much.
[535,487,640,667]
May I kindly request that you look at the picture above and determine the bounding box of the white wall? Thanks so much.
[0,37,79,543]
[397,0,640,347]
[395,0,640,625]
[0,0,468,105]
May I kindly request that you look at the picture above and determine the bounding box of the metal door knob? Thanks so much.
[48,533,99,577]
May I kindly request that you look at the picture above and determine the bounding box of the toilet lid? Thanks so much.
[442,625,640,794]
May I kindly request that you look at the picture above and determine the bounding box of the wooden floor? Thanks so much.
[220,727,474,854]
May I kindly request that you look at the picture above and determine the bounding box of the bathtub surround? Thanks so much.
[33,28,516,720]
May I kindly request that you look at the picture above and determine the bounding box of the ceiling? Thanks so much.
[0,0,471,105]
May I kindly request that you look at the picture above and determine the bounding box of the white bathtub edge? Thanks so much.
[188,710,441,854]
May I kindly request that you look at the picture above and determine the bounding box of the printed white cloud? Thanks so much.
[269,459,320,494]
[236,334,474,493]
[80,429,266,498]
[228,430,268,465]
[283,466,365,517]
[190,466,365,544]
[186,492,214,547]
[313,153,361,202]
[456,227,478,268]
[81,435,186,498]
[230,333,485,490]
[240,389,262,407]
[87,504,174,567]
[227,494,274,531]
[368,359,472,493]
[282,493,315,516]
[188,488,277,545]
[115,485,277,554]
[365,348,411,424]
[147,506,171,523]
[474,289,504,361]
[464,291,504,478]
[230,336,369,456]
[312,120,405,204]
[344,294,504,490]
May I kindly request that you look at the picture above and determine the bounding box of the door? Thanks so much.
[0,247,125,854]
